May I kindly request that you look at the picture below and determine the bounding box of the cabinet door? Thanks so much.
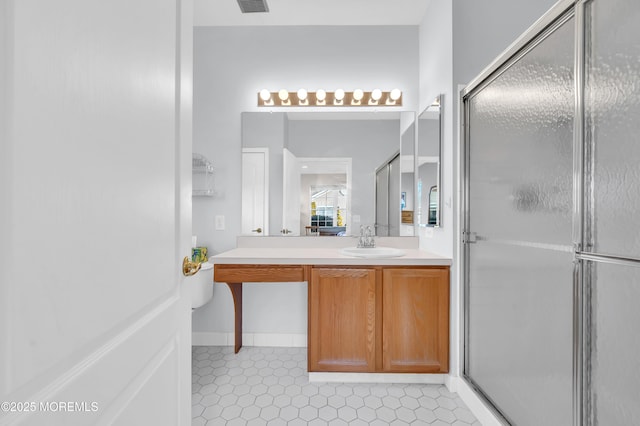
[309,267,377,372]
[382,268,449,373]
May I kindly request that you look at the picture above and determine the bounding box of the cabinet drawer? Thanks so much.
[214,264,305,283]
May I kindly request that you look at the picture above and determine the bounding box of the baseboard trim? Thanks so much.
[191,332,307,348]
[309,372,446,384]
[448,376,504,426]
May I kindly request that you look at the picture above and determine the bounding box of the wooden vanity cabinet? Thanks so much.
[382,267,449,373]
[308,267,378,372]
[308,266,449,374]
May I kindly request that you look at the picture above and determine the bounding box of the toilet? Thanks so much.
[189,261,214,309]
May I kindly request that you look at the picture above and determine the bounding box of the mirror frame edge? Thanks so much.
[416,93,444,228]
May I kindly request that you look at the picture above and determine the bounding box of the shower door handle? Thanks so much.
[463,231,478,244]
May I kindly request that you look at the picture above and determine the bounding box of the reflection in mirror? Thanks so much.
[400,114,415,233]
[417,95,443,227]
[241,112,413,236]
[375,112,415,236]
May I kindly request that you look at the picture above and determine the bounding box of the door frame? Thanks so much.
[241,147,270,236]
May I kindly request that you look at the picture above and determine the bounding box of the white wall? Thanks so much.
[452,0,559,86]
[418,0,453,257]
[192,25,418,336]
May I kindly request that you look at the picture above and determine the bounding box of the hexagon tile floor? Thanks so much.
[192,346,479,426]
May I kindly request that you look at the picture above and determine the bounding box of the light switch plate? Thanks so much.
[215,215,225,230]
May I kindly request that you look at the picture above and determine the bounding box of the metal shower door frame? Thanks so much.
[460,0,589,424]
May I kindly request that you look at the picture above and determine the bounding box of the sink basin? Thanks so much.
[340,247,405,259]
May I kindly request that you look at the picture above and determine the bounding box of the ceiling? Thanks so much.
[194,0,431,27]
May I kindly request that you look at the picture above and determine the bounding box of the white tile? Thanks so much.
[396,406,417,423]
[318,405,338,421]
[272,394,291,408]
[414,406,437,423]
[191,347,478,425]
[291,394,310,408]
[221,405,243,421]
[437,395,459,410]
[299,405,318,421]
[200,393,220,407]
[345,395,364,409]
[454,407,477,423]
[255,394,274,408]
[219,393,239,408]
[201,404,223,420]
[250,383,268,396]
[356,406,377,422]
[280,405,299,421]
[328,394,346,408]
[382,395,402,409]
[376,406,396,423]
[400,395,420,410]
[192,403,205,418]
[337,405,358,422]
[284,384,303,397]
[233,384,252,396]
[192,417,207,426]
[434,407,457,423]
[259,405,280,421]
[310,394,328,408]
[237,394,257,408]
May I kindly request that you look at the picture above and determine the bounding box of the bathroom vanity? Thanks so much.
[212,237,451,374]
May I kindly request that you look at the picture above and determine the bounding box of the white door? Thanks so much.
[282,148,301,235]
[241,148,269,236]
[0,1,193,425]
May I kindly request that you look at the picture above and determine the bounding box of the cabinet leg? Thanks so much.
[226,282,243,353]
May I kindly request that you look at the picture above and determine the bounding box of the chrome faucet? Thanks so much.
[357,225,376,248]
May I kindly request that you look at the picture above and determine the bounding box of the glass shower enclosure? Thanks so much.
[462,0,640,424]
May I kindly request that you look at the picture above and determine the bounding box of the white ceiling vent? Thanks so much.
[237,0,269,13]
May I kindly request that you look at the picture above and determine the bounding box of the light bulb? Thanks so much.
[297,88,308,101]
[371,89,382,101]
[316,89,326,101]
[259,89,271,101]
[390,88,401,101]
[353,89,364,101]
[334,89,345,101]
[278,89,289,101]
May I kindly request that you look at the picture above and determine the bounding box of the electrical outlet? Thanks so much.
[215,215,225,230]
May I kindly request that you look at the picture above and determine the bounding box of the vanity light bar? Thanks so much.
[257,89,403,107]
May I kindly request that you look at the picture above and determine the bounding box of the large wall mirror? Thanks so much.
[417,95,443,227]
[241,111,415,237]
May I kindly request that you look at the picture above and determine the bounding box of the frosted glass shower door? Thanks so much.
[585,0,640,423]
[464,13,575,425]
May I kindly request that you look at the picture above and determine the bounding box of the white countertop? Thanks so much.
[211,247,451,266]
